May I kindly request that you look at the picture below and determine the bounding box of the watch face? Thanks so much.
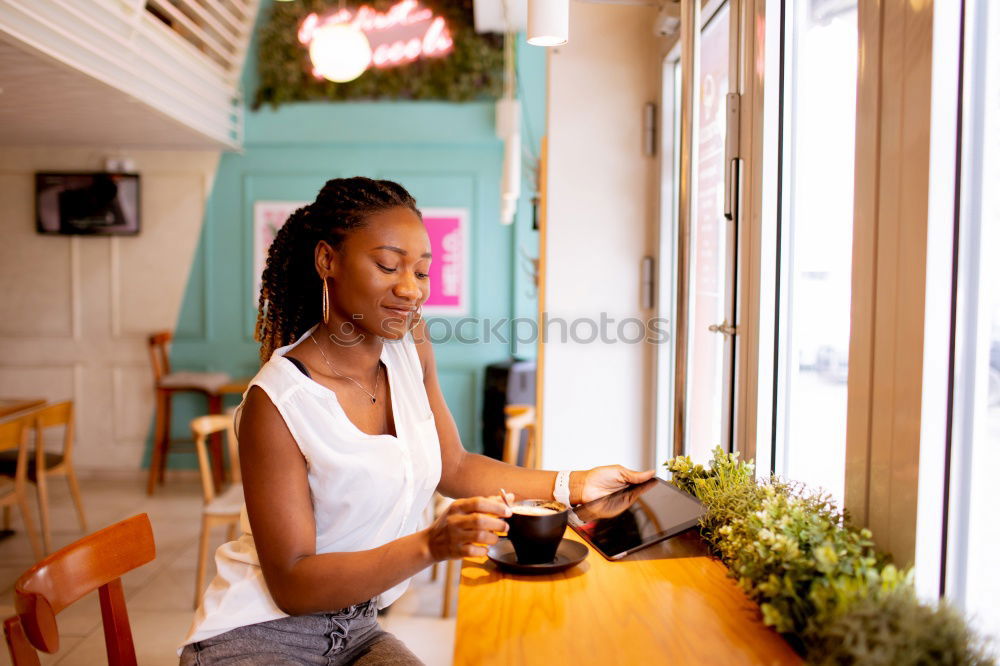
[569,478,706,560]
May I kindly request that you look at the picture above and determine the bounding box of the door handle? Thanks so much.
[723,93,740,221]
[708,321,737,337]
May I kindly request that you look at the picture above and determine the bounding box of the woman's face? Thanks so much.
[322,206,431,342]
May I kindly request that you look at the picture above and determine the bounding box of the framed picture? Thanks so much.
[253,201,306,306]
[421,207,469,317]
[252,201,469,317]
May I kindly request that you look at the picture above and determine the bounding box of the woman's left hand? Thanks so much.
[578,466,656,503]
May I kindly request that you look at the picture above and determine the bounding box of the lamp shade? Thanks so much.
[527,0,568,46]
[500,132,521,225]
[309,24,372,83]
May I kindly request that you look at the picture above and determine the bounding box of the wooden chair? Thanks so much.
[429,406,538,617]
[0,401,87,554]
[147,331,231,495]
[503,404,537,468]
[0,418,43,561]
[2,513,156,666]
[427,493,458,618]
[191,414,242,609]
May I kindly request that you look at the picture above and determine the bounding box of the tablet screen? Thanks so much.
[568,477,706,560]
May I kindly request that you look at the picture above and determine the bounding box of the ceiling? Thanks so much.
[0,35,227,149]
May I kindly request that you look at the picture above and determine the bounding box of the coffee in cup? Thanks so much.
[507,500,568,564]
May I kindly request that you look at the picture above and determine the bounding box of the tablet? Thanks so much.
[568,477,706,560]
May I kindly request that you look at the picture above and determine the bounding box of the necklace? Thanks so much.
[311,334,380,404]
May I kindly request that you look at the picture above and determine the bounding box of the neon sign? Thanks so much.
[298,0,454,83]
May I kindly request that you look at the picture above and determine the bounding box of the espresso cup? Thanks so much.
[507,500,569,564]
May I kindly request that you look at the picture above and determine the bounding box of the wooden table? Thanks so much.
[218,378,252,396]
[0,398,45,420]
[454,529,801,665]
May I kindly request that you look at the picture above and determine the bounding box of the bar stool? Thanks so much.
[432,406,537,617]
[191,413,242,609]
[502,404,537,468]
[147,331,230,495]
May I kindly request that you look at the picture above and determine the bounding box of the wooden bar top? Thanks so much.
[454,528,801,665]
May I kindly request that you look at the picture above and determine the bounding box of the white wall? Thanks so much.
[0,147,219,471]
[540,4,663,471]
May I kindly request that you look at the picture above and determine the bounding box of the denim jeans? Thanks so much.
[179,600,423,665]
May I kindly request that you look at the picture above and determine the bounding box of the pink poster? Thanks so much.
[254,201,307,306]
[421,208,468,316]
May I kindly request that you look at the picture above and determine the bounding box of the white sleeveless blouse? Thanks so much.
[182,325,442,647]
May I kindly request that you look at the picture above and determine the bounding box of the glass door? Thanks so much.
[656,0,740,464]
[684,3,735,463]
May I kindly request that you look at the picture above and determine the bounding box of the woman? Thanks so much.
[180,177,653,665]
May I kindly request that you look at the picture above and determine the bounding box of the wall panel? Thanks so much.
[118,173,207,337]
[112,364,155,444]
[540,3,662,471]
[0,148,220,471]
[0,173,76,338]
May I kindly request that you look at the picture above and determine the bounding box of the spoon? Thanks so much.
[499,488,512,508]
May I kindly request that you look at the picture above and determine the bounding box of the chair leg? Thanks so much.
[15,491,42,561]
[159,392,173,485]
[430,561,439,582]
[65,466,88,533]
[441,559,456,618]
[35,469,51,555]
[225,521,237,542]
[195,515,212,610]
[147,390,167,496]
[207,394,225,489]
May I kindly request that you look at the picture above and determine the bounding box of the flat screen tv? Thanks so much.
[36,172,140,236]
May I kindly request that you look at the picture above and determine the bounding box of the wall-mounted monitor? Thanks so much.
[35,172,140,236]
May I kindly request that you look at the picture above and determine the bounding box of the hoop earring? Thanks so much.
[322,279,330,325]
[407,308,422,333]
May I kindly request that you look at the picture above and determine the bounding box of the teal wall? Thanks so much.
[157,3,544,465]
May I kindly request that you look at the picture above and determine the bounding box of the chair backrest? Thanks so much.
[2,514,155,666]
[28,401,74,465]
[0,418,31,488]
[147,331,173,382]
[191,414,240,504]
[503,405,536,467]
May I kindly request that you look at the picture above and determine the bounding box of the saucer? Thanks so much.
[487,538,588,574]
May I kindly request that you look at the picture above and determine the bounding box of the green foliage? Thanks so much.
[254,0,503,109]
[663,448,995,665]
[810,588,995,666]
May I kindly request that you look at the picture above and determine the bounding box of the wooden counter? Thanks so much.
[454,528,801,665]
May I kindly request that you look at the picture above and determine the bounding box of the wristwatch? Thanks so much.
[553,470,572,507]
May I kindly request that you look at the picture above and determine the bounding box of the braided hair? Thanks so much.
[254,177,421,362]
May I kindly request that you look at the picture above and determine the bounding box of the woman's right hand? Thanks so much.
[426,496,511,560]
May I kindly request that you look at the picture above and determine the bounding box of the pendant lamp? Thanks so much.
[527,0,569,46]
[308,23,372,83]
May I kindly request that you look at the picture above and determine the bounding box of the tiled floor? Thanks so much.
[0,475,457,665]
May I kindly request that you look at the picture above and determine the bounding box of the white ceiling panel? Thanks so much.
[0,36,229,149]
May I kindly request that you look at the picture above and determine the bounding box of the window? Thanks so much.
[946,0,1000,648]
[772,0,858,504]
